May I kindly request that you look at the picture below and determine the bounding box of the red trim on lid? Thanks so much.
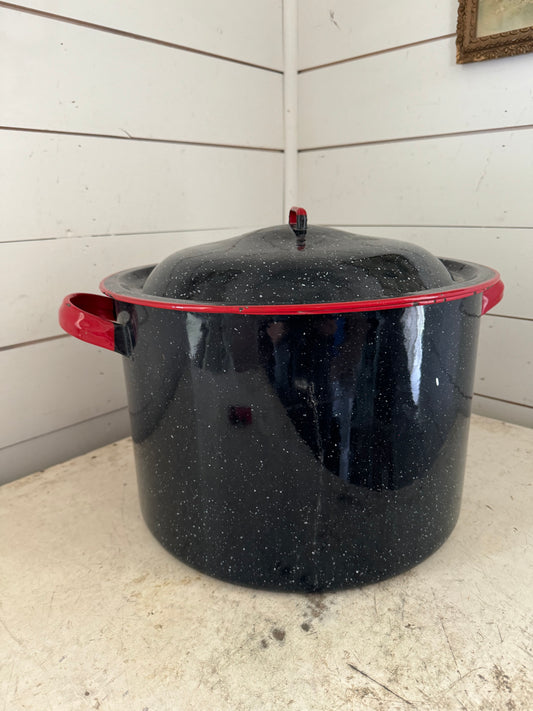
[100,272,503,316]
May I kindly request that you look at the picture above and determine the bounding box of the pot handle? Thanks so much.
[59,293,134,356]
[481,278,504,315]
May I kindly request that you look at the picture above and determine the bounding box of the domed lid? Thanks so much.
[101,208,502,314]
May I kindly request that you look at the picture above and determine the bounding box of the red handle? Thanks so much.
[481,278,504,315]
[58,293,133,355]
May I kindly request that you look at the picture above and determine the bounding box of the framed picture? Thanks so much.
[457,0,533,63]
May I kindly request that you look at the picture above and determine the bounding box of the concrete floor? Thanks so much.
[0,414,531,710]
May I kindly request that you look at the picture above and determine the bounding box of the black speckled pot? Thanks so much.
[59,210,503,591]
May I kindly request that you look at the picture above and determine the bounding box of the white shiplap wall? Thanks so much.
[2,0,531,485]
[298,0,533,429]
[0,1,283,483]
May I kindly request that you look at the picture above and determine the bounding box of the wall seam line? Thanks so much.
[326,224,533,230]
[474,394,533,410]
[299,123,533,153]
[0,125,283,152]
[0,225,266,245]
[299,34,455,73]
[0,334,69,353]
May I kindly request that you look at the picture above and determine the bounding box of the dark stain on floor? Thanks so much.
[271,628,286,642]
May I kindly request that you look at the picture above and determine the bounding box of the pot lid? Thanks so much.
[101,208,502,314]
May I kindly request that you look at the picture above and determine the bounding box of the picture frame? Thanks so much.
[457,0,533,63]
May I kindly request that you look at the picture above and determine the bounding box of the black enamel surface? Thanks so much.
[141,226,456,304]
[118,295,482,591]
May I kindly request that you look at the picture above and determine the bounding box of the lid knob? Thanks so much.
[289,207,307,236]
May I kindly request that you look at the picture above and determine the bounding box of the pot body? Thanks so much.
[117,294,481,591]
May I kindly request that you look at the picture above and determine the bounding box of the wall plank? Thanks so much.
[331,226,532,320]
[0,8,282,148]
[0,229,256,347]
[298,0,455,69]
[475,317,532,407]
[0,131,283,242]
[299,129,533,229]
[0,337,126,450]
[0,408,130,485]
[299,38,533,149]
[6,1,283,69]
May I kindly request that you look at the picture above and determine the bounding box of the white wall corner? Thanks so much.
[283,0,298,218]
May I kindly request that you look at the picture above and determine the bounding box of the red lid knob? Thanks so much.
[289,207,307,235]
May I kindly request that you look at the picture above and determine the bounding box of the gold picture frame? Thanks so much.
[457,0,533,63]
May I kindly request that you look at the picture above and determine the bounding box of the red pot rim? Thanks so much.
[100,268,503,316]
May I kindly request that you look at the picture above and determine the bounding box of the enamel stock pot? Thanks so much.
[59,208,503,591]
